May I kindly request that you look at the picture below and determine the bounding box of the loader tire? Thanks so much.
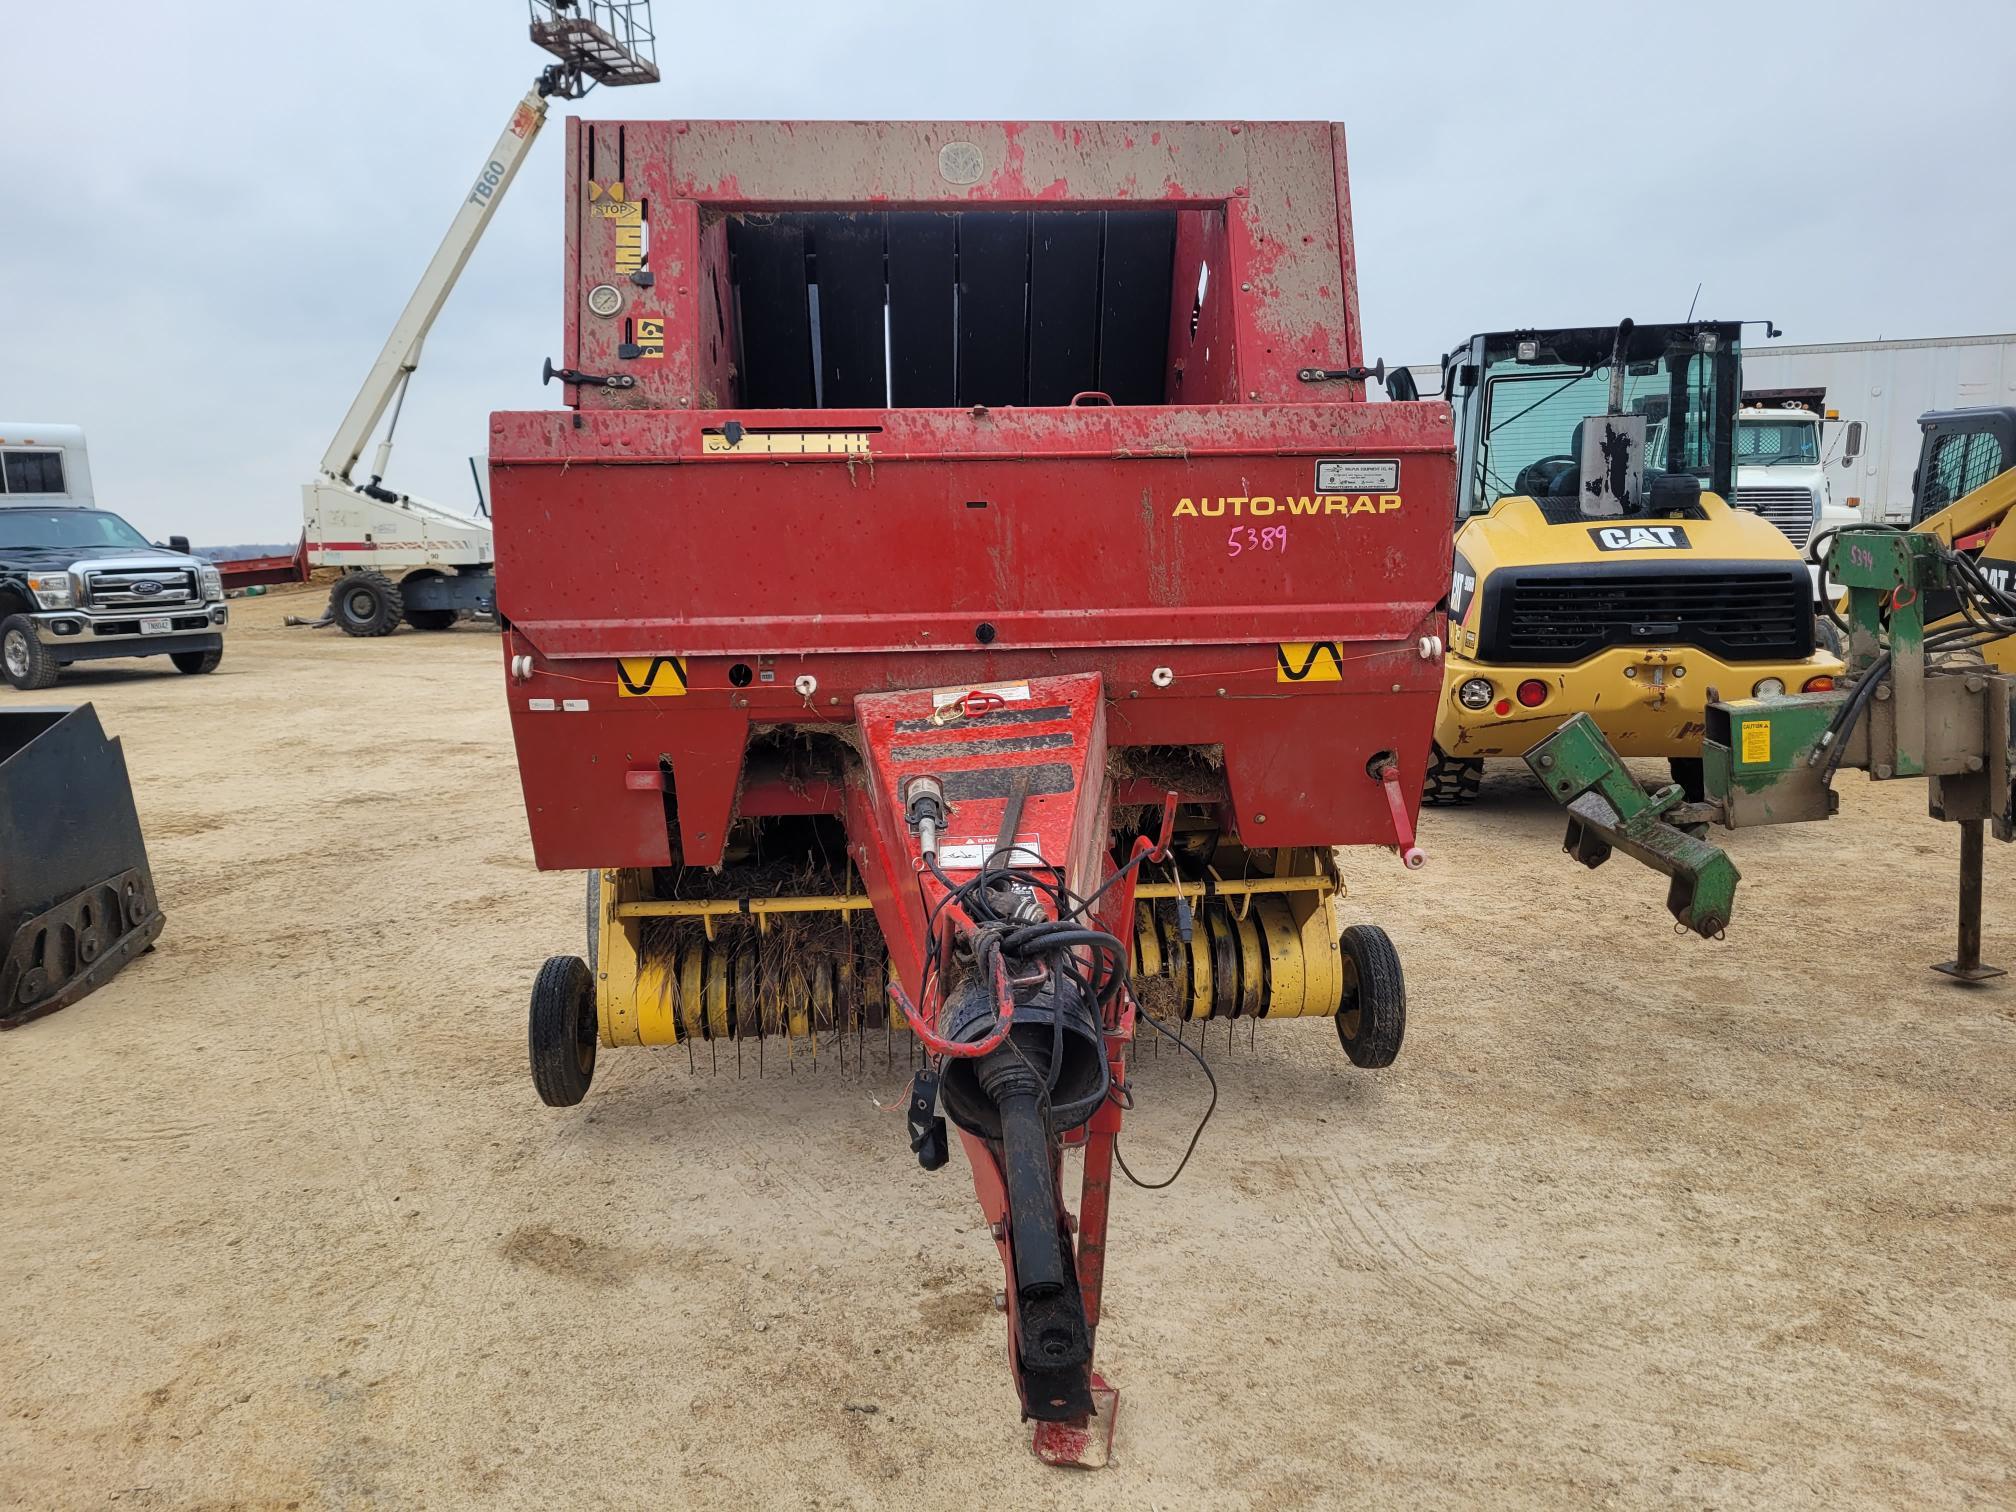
[529,954,597,1107]
[1422,743,1481,806]
[1668,757,1706,804]
[1814,615,1844,658]
[1336,923,1405,1069]
[171,648,223,675]
[1,615,60,690]
[331,571,403,637]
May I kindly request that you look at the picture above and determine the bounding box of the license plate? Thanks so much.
[140,616,173,635]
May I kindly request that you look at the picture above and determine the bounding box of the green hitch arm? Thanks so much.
[1522,714,1742,939]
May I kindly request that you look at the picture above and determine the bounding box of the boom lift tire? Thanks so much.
[0,615,60,691]
[331,571,404,638]
[171,649,223,675]
[1422,743,1482,805]
[404,609,457,631]
[1336,922,1405,1068]
[529,953,597,1106]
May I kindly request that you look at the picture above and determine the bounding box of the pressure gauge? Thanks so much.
[586,283,623,317]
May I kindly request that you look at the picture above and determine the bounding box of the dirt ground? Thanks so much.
[2,583,2012,1510]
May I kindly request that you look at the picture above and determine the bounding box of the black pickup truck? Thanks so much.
[0,507,229,689]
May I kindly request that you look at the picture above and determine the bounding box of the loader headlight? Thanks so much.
[1752,677,1786,697]
[199,565,224,602]
[27,572,74,609]
[1456,677,1495,711]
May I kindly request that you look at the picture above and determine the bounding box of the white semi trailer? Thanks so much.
[1741,333,2016,524]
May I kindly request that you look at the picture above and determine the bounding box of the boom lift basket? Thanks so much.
[0,706,162,1028]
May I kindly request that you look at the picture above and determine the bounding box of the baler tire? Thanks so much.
[330,572,403,638]
[171,648,224,675]
[1,615,61,690]
[584,871,600,971]
[1336,923,1405,1069]
[1668,757,1706,804]
[1422,744,1481,806]
[529,954,597,1107]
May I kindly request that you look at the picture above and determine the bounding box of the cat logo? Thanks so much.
[1449,550,1479,619]
[1589,524,1692,552]
[615,656,688,697]
[1276,642,1346,682]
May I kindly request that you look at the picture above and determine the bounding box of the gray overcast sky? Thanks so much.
[3,0,2011,544]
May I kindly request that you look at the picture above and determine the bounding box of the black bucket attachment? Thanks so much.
[0,705,162,1028]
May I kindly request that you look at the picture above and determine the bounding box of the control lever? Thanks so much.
[1297,359,1387,385]
[542,358,638,389]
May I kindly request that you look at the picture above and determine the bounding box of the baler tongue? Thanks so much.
[855,672,1125,1450]
[0,705,164,1028]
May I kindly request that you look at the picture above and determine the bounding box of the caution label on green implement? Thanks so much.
[1739,719,1771,765]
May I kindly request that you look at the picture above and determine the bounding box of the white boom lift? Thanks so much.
[303,2,658,637]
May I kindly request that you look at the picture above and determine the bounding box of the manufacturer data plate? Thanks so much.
[1315,458,1400,492]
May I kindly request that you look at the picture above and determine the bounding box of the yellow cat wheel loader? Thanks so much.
[1390,320,1843,804]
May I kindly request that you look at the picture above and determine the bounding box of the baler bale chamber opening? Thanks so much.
[497,119,1455,1462]
[722,208,1208,409]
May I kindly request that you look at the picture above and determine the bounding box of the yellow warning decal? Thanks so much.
[701,430,875,456]
[1740,719,1771,764]
[616,657,688,698]
[1276,642,1345,682]
[634,316,664,359]
[613,220,645,274]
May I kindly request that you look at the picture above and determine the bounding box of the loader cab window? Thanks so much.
[0,449,66,496]
[1921,428,2009,514]
[1463,327,1737,515]
[0,510,150,550]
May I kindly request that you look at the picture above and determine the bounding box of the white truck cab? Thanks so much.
[0,424,229,689]
[1732,405,1860,602]
[0,424,94,509]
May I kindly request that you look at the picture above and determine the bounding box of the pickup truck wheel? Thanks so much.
[170,648,224,675]
[1422,743,1481,805]
[1336,923,1405,1068]
[330,571,403,637]
[1,615,60,690]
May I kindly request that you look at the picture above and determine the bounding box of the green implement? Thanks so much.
[1525,526,2016,979]
[1524,713,1740,938]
